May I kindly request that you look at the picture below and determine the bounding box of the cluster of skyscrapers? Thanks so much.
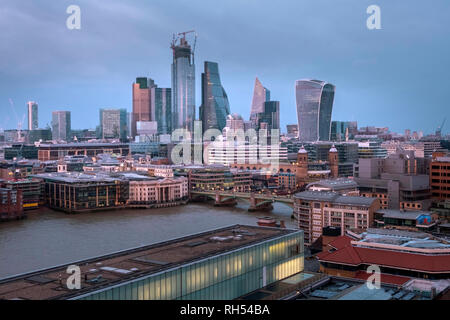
[21,32,339,146]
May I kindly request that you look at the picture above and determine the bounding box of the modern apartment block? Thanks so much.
[0,225,304,300]
[293,191,380,245]
[430,151,450,201]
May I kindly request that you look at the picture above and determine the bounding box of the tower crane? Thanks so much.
[436,117,447,137]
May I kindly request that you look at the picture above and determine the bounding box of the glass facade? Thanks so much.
[52,111,71,141]
[132,77,153,138]
[258,101,280,131]
[200,61,230,133]
[171,39,195,133]
[99,108,127,140]
[250,77,270,128]
[77,231,304,300]
[151,87,172,135]
[296,79,335,142]
[27,102,38,130]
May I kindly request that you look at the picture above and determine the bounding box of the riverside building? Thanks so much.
[0,225,304,300]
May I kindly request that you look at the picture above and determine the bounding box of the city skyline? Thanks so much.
[1,1,450,135]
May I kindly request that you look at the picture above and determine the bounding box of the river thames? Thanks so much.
[0,201,296,279]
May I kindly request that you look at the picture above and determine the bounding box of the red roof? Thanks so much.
[354,271,411,286]
[317,236,450,273]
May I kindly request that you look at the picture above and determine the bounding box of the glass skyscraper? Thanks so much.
[27,101,38,130]
[51,111,71,141]
[151,87,172,135]
[200,61,230,133]
[295,79,335,142]
[99,108,127,140]
[250,77,270,128]
[132,77,154,138]
[171,35,195,134]
[258,101,280,131]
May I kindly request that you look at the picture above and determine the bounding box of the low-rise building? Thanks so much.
[188,165,252,192]
[33,172,129,213]
[1,178,42,210]
[126,174,188,206]
[317,228,450,280]
[0,188,24,221]
[374,209,436,232]
[38,143,129,161]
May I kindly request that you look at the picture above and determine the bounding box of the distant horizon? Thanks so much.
[1,0,449,135]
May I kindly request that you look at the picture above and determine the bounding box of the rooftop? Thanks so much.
[306,178,358,191]
[376,209,432,220]
[294,191,377,207]
[38,143,129,148]
[0,225,297,300]
[318,235,450,273]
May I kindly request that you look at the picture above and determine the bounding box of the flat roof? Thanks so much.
[0,225,298,300]
[294,191,376,207]
[376,209,431,220]
[32,172,122,184]
[38,143,129,148]
[306,178,358,190]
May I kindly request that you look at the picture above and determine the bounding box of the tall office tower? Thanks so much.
[200,61,230,133]
[126,112,132,138]
[171,33,196,134]
[51,111,71,141]
[99,108,127,140]
[151,87,172,135]
[27,101,38,130]
[249,77,270,129]
[132,77,155,138]
[296,79,335,142]
[257,101,280,132]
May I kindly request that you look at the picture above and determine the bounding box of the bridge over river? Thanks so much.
[190,190,294,212]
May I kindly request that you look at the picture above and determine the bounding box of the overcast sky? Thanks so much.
[0,0,449,134]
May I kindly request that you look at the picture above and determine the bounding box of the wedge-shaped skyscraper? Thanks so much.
[296,79,335,141]
[200,61,230,133]
[249,77,270,128]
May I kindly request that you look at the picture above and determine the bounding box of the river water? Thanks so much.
[0,201,296,279]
